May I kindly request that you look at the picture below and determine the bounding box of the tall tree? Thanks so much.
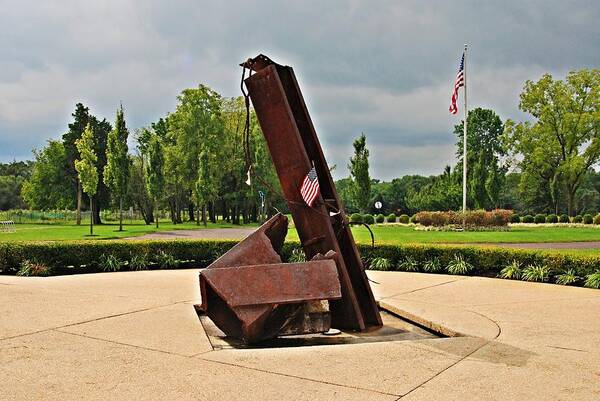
[63,103,90,224]
[104,105,130,231]
[505,69,600,215]
[405,166,462,212]
[454,107,506,209]
[22,141,73,210]
[0,160,32,210]
[74,124,99,236]
[145,134,165,228]
[126,155,154,225]
[194,150,218,226]
[348,133,371,213]
[167,85,223,223]
[63,103,111,225]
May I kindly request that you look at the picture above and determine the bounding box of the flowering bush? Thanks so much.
[414,209,513,227]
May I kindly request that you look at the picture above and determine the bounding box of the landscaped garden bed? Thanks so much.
[1,239,599,289]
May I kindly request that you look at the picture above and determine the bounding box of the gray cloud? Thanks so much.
[1,0,599,179]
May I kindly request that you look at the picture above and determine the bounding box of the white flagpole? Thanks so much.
[462,43,468,216]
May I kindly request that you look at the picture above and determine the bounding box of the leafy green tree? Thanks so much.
[74,124,99,235]
[104,105,130,231]
[0,160,32,210]
[348,133,371,213]
[145,134,165,228]
[405,166,462,211]
[167,85,223,223]
[0,176,24,210]
[454,107,506,209]
[126,155,154,225]
[22,141,73,210]
[505,69,600,215]
[194,150,218,226]
[63,103,111,225]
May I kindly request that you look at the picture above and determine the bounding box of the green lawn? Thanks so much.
[350,224,600,244]
[287,224,600,244]
[0,220,257,241]
[3,222,600,255]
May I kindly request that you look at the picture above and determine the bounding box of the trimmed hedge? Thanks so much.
[349,213,363,224]
[398,214,409,224]
[572,215,583,223]
[522,215,534,223]
[361,243,600,283]
[0,240,239,275]
[546,214,558,224]
[559,214,570,223]
[387,213,397,223]
[363,214,375,224]
[509,214,521,223]
[375,214,386,223]
[2,240,600,289]
[534,214,546,224]
[584,214,594,224]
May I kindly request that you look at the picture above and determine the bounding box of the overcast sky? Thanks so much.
[1,1,599,180]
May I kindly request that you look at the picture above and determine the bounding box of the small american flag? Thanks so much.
[449,52,465,115]
[300,166,320,207]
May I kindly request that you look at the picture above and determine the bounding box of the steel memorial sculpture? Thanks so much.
[198,54,381,344]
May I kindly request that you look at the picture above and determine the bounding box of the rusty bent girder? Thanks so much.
[198,54,381,344]
[199,214,341,343]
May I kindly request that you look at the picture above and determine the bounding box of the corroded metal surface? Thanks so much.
[198,213,342,343]
[243,54,382,330]
[201,261,341,307]
[197,55,382,344]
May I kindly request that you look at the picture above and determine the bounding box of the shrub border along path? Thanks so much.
[1,239,599,289]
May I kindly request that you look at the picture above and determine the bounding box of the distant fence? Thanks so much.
[0,209,151,224]
[0,220,16,233]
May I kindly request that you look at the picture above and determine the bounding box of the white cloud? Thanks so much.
[0,0,598,178]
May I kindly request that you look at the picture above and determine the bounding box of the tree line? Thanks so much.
[2,69,599,220]
[339,69,600,217]
[17,85,283,229]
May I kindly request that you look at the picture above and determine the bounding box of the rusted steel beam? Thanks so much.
[201,261,341,307]
[242,55,382,330]
[198,213,342,343]
[199,260,341,343]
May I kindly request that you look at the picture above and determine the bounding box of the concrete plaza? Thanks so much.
[1,269,599,400]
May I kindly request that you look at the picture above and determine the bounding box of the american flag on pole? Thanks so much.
[300,166,320,207]
[449,53,465,115]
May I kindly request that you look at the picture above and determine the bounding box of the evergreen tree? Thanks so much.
[63,103,112,225]
[74,124,98,236]
[348,133,371,213]
[104,105,130,231]
[454,108,506,210]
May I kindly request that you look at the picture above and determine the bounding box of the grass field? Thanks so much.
[2,222,600,255]
[0,220,257,241]
[339,224,600,244]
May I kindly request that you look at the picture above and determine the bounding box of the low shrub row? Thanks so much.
[515,213,599,224]
[0,240,238,276]
[413,210,512,227]
[349,213,406,224]
[2,239,599,289]
[361,244,600,288]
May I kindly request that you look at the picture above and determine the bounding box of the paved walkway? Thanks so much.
[1,270,599,400]
[128,227,256,240]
